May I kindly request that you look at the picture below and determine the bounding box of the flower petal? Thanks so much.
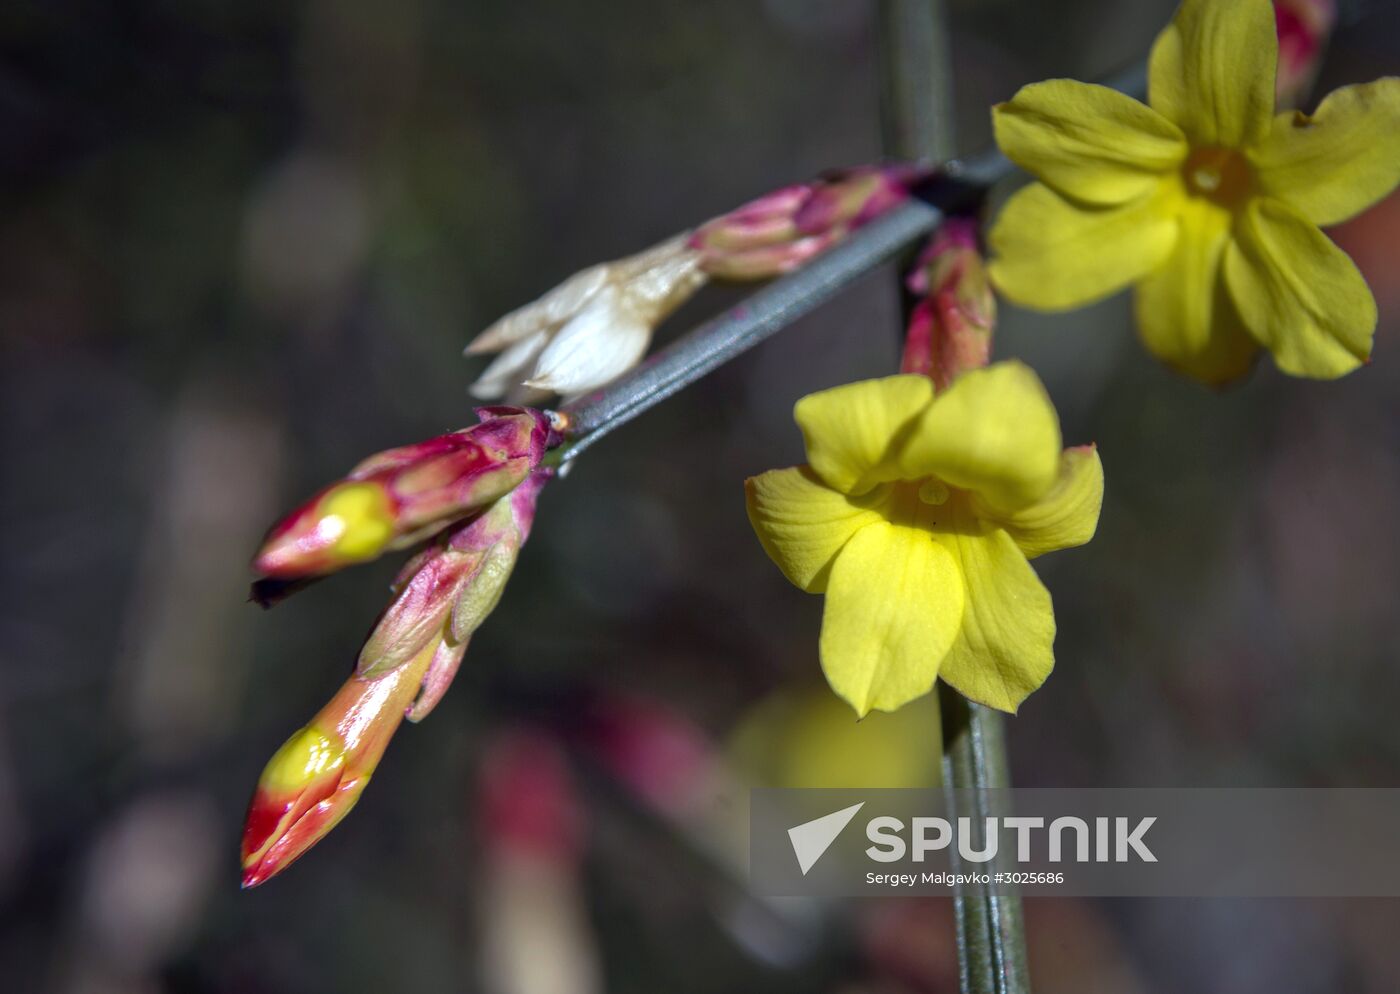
[745,467,891,593]
[820,520,964,717]
[1251,78,1400,226]
[525,286,651,394]
[973,445,1103,559]
[1224,198,1375,379]
[936,522,1055,714]
[993,80,1187,205]
[794,375,935,495]
[1147,0,1277,147]
[1132,197,1259,384]
[465,264,607,354]
[988,181,1178,311]
[896,361,1062,512]
[470,330,549,399]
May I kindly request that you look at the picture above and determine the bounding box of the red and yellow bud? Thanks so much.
[242,470,553,886]
[691,165,921,280]
[253,407,553,580]
[901,218,995,389]
[240,641,433,888]
[240,476,551,890]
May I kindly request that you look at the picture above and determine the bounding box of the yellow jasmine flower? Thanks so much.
[728,688,942,788]
[745,362,1102,717]
[988,0,1400,382]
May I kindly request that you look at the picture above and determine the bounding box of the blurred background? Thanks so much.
[4,0,1400,991]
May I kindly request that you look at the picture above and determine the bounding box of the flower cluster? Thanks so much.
[238,0,1400,890]
[241,409,556,886]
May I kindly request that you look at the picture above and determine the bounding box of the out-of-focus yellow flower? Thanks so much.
[728,688,942,788]
[988,0,1400,383]
[746,362,1102,717]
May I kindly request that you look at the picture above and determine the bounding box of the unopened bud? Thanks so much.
[253,407,552,580]
[793,167,911,236]
[466,235,707,400]
[320,466,551,736]
[240,640,434,888]
[901,218,995,389]
[479,729,584,863]
[691,165,921,280]
[1275,0,1336,108]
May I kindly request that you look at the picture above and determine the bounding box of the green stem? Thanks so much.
[877,0,957,165]
[877,3,1031,993]
[940,697,1031,993]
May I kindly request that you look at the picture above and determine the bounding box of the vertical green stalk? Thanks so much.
[876,3,1032,993]
[939,697,1032,993]
[877,0,956,165]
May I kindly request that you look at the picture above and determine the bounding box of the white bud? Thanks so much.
[524,287,650,394]
[466,234,707,398]
[470,330,550,399]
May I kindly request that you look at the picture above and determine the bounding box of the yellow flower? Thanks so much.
[988,0,1400,383]
[745,362,1102,717]
[728,688,942,788]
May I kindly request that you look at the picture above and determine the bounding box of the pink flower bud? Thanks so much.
[475,730,600,994]
[580,694,715,817]
[691,165,922,280]
[687,184,810,253]
[253,407,553,580]
[478,729,583,863]
[1275,0,1336,108]
[792,166,914,236]
[241,469,552,885]
[901,218,995,389]
[356,470,549,685]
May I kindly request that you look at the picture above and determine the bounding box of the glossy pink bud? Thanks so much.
[253,408,553,580]
[1275,0,1337,108]
[691,165,922,280]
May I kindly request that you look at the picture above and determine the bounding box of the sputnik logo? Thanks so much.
[787,802,865,875]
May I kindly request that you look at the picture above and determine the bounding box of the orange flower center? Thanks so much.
[1183,147,1251,207]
